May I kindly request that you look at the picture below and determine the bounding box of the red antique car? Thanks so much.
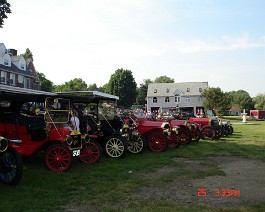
[132,114,192,151]
[0,92,102,172]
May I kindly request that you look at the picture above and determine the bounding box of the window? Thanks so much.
[18,75,24,84]
[175,94,180,103]
[4,59,9,66]
[166,88,170,93]
[21,64,25,69]
[199,88,202,92]
[24,78,30,89]
[1,71,7,84]
[198,96,203,102]
[185,97,191,103]
[186,88,190,92]
[165,97,170,102]
[9,73,15,86]
[154,89,157,93]
[153,97,157,103]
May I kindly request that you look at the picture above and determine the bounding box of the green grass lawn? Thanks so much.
[1,116,265,211]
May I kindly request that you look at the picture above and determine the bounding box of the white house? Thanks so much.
[0,43,40,90]
[146,82,208,115]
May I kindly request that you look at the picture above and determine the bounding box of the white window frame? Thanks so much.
[165,97,170,103]
[185,97,191,103]
[9,73,16,86]
[1,71,7,84]
[153,97,157,103]
[175,94,180,103]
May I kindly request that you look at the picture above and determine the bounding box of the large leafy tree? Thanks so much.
[136,79,153,105]
[37,72,53,92]
[0,0,11,28]
[106,68,137,108]
[154,75,174,83]
[229,90,254,111]
[53,78,88,92]
[202,87,231,115]
[253,93,265,110]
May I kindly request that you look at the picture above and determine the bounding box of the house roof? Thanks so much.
[0,63,34,77]
[147,82,208,97]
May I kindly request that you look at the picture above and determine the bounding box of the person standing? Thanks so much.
[70,109,80,131]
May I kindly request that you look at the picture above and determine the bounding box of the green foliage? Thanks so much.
[0,0,11,28]
[106,68,137,107]
[87,83,98,91]
[253,93,265,110]
[36,72,53,92]
[154,75,174,83]
[53,78,88,92]
[228,90,254,111]
[202,87,231,115]
[23,48,34,61]
[136,79,153,105]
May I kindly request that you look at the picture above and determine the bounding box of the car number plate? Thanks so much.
[73,149,80,156]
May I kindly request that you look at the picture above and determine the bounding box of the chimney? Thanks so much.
[8,49,17,56]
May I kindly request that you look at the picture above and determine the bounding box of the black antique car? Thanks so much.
[67,95,147,158]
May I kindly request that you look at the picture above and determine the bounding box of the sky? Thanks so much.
[1,0,265,97]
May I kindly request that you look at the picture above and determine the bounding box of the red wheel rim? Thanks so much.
[78,142,101,164]
[148,134,167,152]
[179,130,190,144]
[192,129,200,142]
[203,128,214,139]
[167,133,181,148]
[45,146,71,172]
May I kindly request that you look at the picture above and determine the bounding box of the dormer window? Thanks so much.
[154,89,157,93]
[21,64,25,70]
[187,88,190,92]
[166,88,170,93]
[4,59,9,66]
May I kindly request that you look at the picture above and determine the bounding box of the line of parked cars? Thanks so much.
[0,90,233,185]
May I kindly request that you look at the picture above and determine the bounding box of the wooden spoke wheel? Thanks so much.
[104,135,127,158]
[45,144,72,172]
[127,135,146,154]
[78,141,102,164]
[147,132,168,152]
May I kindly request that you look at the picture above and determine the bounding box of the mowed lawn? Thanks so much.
[1,116,265,212]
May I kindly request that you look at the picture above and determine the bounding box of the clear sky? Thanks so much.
[1,0,265,97]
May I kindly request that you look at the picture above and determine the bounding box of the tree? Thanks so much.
[23,48,34,61]
[154,75,174,83]
[36,72,53,92]
[0,0,11,28]
[136,79,153,105]
[229,90,254,111]
[87,83,98,91]
[253,93,265,110]
[53,78,88,92]
[202,87,231,115]
[106,68,137,108]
